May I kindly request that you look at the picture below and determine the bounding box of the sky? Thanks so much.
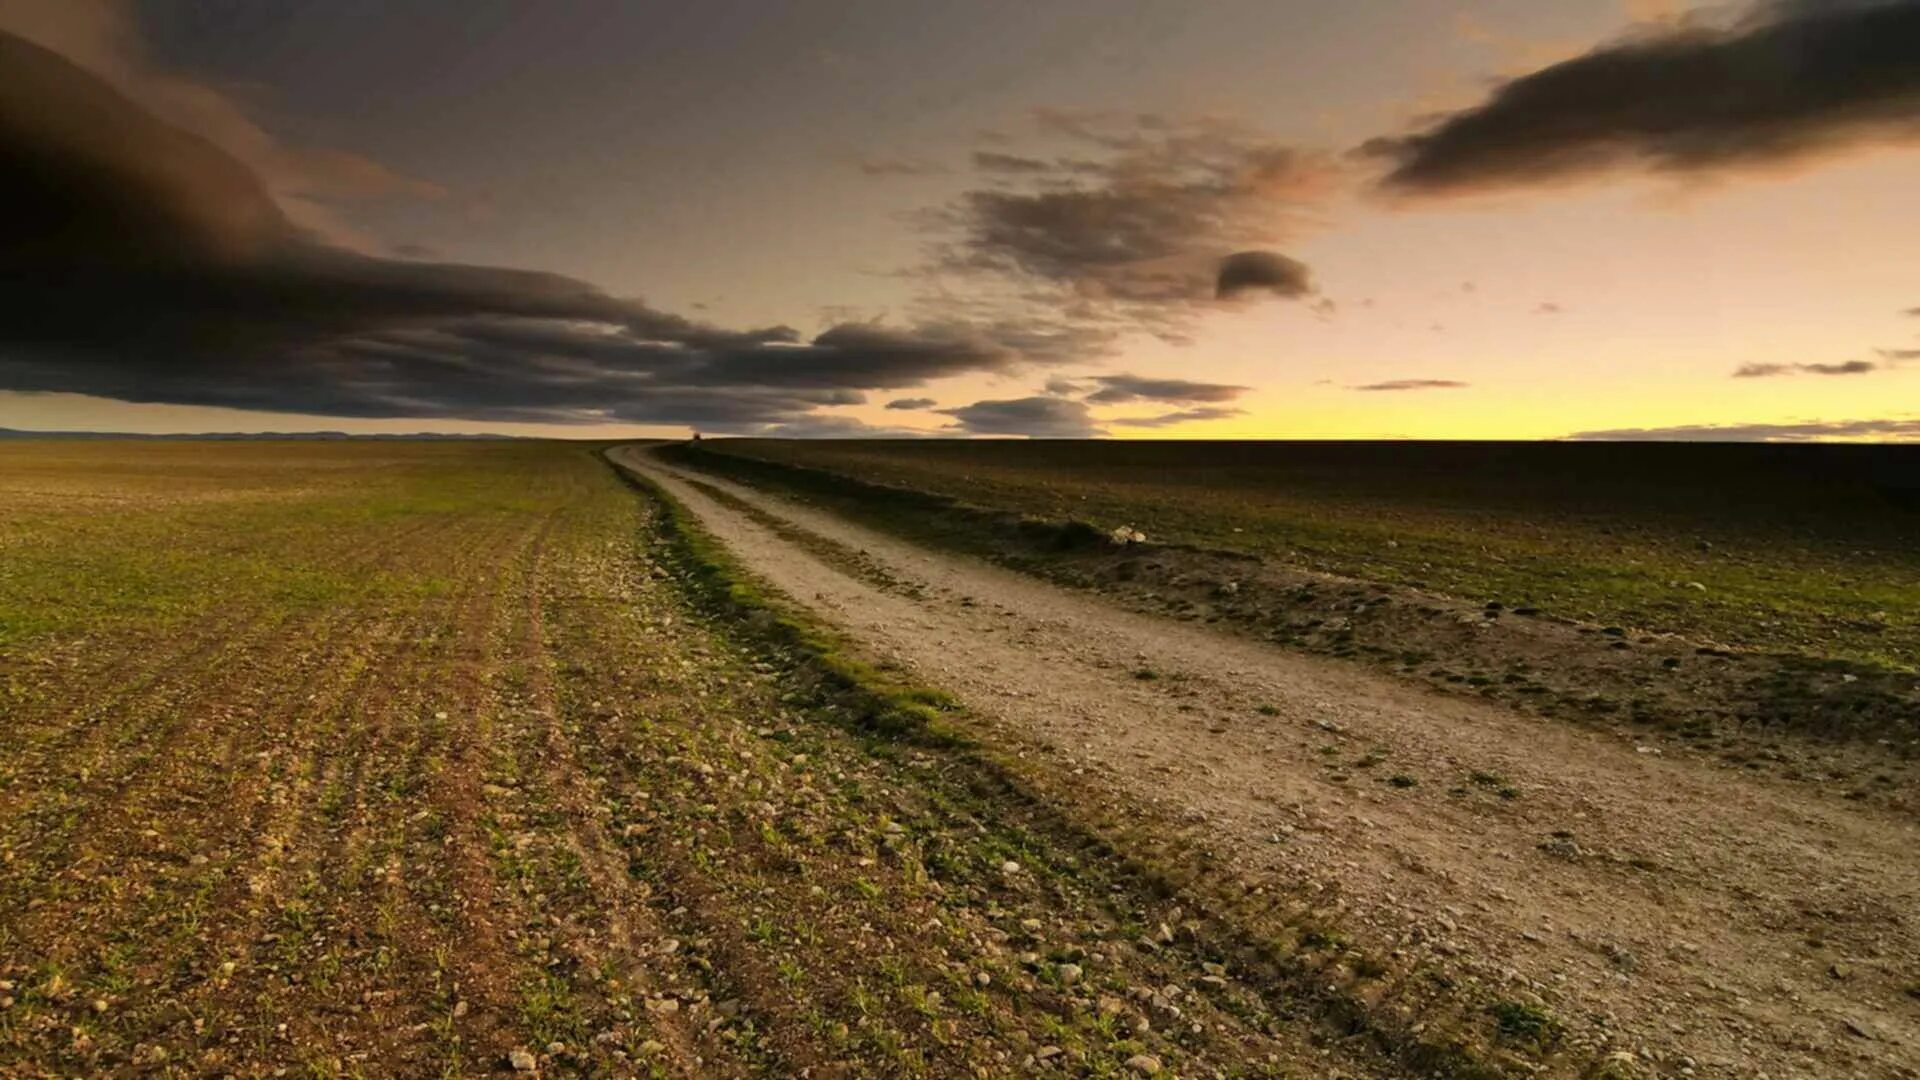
[2,0,1919,441]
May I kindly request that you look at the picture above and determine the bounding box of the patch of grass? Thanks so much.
[1487,1000,1561,1046]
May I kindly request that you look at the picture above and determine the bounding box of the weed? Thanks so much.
[1488,1000,1561,1045]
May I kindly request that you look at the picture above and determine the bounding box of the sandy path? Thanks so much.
[611,444,1919,1079]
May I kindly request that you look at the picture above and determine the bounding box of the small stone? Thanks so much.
[1036,1045,1063,1061]
[508,1048,538,1072]
[1056,963,1083,985]
[452,1000,469,1019]
[1126,1053,1164,1075]
[1000,860,1021,875]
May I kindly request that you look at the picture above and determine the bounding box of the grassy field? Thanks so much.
[697,439,1920,671]
[0,440,1477,1078]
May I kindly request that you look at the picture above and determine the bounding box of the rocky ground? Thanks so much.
[616,443,1920,1080]
[1,442,1423,1077]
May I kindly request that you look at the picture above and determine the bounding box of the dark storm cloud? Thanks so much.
[0,31,1080,428]
[938,396,1104,437]
[1351,379,1469,391]
[1567,417,1920,441]
[1364,1,1920,195]
[682,323,1023,388]
[1215,251,1312,300]
[885,397,936,410]
[1082,374,1249,405]
[1733,360,1878,377]
[1109,406,1244,428]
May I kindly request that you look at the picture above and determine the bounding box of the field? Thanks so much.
[5,438,1915,1078]
[0,440,1447,1078]
[693,439,1920,672]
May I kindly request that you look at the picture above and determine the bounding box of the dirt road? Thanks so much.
[613,443,1920,1079]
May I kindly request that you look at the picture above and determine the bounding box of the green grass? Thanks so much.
[690,439,1920,670]
[0,440,550,650]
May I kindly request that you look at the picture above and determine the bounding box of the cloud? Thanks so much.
[1534,301,1565,314]
[855,156,945,178]
[1109,406,1244,428]
[0,0,446,248]
[939,396,1104,437]
[752,414,931,438]
[925,113,1329,338]
[1364,1,1920,196]
[1351,379,1470,391]
[1905,306,1920,316]
[0,30,1085,430]
[886,397,936,410]
[1566,417,1920,442]
[1876,347,1920,360]
[971,150,1054,174]
[1082,374,1249,405]
[1733,360,1878,377]
[1215,250,1313,300]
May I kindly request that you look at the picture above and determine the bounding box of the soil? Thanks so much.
[4,442,1420,1078]
[614,442,1920,1080]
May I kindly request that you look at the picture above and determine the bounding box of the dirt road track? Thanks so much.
[613,443,1920,1079]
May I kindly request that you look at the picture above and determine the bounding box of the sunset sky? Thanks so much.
[3,0,1918,440]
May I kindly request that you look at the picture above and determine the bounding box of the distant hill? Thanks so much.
[0,428,527,441]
